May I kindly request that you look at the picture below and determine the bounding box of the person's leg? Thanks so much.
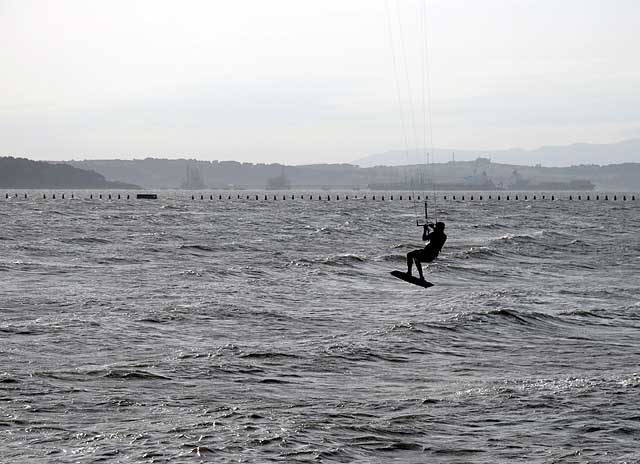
[407,250,417,274]
[416,251,435,280]
[415,260,424,280]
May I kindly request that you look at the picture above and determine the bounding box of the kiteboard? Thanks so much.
[390,270,433,288]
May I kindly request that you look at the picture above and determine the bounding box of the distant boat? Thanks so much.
[266,167,291,190]
[180,164,206,190]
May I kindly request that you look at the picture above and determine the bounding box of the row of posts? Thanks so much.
[3,192,638,202]
[192,193,636,201]
[3,193,132,200]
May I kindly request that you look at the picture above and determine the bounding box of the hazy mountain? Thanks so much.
[354,139,640,168]
[0,157,139,189]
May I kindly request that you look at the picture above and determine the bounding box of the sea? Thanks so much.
[1,191,639,463]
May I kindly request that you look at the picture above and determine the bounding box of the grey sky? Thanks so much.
[1,0,639,164]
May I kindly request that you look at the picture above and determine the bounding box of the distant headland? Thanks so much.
[0,157,139,189]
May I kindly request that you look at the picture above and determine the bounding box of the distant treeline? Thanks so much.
[0,157,139,189]
[66,158,640,191]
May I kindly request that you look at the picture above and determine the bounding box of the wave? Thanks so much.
[286,254,368,268]
[471,222,509,230]
[178,244,215,252]
[560,308,614,320]
[444,308,570,332]
[491,231,542,243]
[60,237,111,245]
[455,246,502,259]
[15,244,48,252]
[324,343,410,363]
[179,242,262,252]
[391,242,419,250]
[373,253,406,263]
[455,373,640,401]
[258,378,292,384]
[286,258,314,268]
[96,256,150,265]
[85,368,171,380]
[567,239,591,247]
[240,351,300,360]
[324,254,367,266]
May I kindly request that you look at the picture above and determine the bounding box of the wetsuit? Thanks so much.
[419,229,447,262]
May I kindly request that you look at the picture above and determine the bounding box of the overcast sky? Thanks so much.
[1,0,639,164]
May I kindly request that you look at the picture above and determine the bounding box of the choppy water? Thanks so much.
[1,191,639,463]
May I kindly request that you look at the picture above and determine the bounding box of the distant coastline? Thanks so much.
[65,158,639,192]
[367,179,596,192]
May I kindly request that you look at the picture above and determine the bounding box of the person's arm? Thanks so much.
[422,224,433,241]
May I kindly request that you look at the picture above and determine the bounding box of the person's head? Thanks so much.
[435,221,445,232]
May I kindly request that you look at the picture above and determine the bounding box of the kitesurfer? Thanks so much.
[407,221,446,281]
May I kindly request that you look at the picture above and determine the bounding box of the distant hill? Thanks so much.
[0,157,139,189]
[67,159,370,190]
[354,139,640,168]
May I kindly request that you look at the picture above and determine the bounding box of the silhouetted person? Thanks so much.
[407,221,446,281]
